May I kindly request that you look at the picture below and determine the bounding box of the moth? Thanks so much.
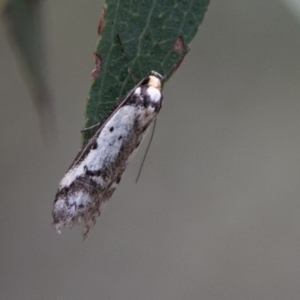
[53,71,164,238]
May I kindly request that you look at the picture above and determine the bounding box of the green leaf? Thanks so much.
[83,0,210,145]
[1,0,54,135]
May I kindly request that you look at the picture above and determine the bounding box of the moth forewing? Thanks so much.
[52,71,164,238]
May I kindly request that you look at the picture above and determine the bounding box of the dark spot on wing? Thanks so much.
[118,135,122,141]
[141,126,148,133]
[54,186,69,202]
[79,204,84,208]
[84,166,102,176]
[110,126,114,132]
[69,202,76,208]
[92,142,98,149]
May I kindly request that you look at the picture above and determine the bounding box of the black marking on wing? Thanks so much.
[54,186,69,203]
[128,85,162,112]
[84,167,102,177]
[92,142,98,150]
[136,140,141,149]
[53,175,103,225]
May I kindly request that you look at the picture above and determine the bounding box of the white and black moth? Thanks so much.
[53,71,164,238]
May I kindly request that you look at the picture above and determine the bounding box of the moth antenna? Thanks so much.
[116,34,137,83]
[135,119,157,183]
[81,122,102,133]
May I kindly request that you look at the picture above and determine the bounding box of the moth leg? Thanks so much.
[81,122,102,133]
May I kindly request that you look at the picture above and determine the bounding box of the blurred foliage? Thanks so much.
[1,0,54,135]
[282,0,300,21]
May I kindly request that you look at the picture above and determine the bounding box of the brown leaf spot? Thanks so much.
[91,53,102,79]
[173,37,184,53]
[98,8,106,35]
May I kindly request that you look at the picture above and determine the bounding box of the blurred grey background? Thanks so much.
[1,0,300,299]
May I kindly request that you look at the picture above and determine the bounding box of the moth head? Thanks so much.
[148,71,163,90]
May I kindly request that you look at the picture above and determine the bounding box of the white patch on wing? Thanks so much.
[59,164,85,187]
[134,87,141,95]
[92,105,138,165]
[54,198,67,211]
[69,191,91,207]
[147,86,161,103]
[91,176,104,185]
